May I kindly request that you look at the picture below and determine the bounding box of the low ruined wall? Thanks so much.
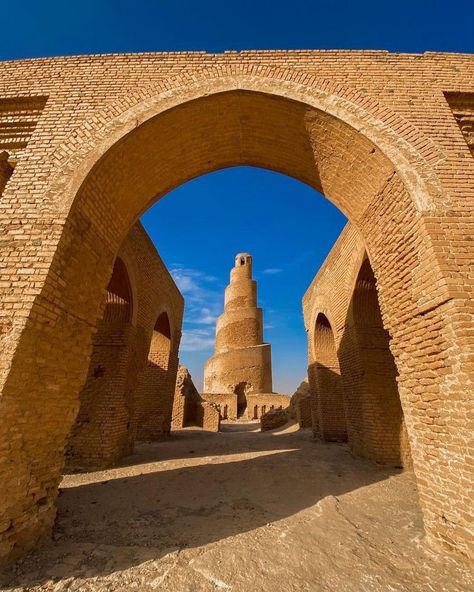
[289,379,312,429]
[261,408,289,431]
[196,402,221,432]
[246,393,291,420]
[201,393,238,420]
[173,367,221,432]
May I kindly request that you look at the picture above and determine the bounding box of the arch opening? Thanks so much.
[310,313,348,442]
[1,80,454,561]
[135,311,175,441]
[66,256,136,470]
[339,257,412,467]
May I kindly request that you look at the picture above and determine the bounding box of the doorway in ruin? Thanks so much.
[135,311,173,440]
[340,257,412,467]
[311,313,348,442]
[235,382,250,418]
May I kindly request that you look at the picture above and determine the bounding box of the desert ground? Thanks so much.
[1,422,472,592]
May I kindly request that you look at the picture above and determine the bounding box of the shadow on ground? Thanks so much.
[2,426,399,588]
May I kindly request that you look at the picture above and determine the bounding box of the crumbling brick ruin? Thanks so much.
[203,253,290,419]
[289,379,312,429]
[260,408,289,431]
[66,222,183,470]
[172,365,220,432]
[0,50,472,562]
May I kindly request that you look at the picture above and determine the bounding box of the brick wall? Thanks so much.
[172,366,220,432]
[310,314,348,442]
[0,50,472,560]
[66,225,183,470]
[304,226,412,465]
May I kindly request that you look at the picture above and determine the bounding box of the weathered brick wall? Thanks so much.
[135,317,181,440]
[261,408,288,431]
[0,50,472,560]
[339,259,411,466]
[195,401,221,433]
[172,365,220,432]
[310,313,348,442]
[246,393,291,419]
[66,223,183,469]
[201,392,238,420]
[304,225,412,464]
[288,379,312,429]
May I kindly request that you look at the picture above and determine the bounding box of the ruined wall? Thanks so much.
[289,379,312,429]
[201,393,238,421]
[172,366,220,432]
[67,223,183,469]
[261,408,289,431]
[303,225,411,464]
[0,50,472,560]
[247,393,291,420]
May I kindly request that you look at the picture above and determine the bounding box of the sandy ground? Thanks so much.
[1,422,472,591]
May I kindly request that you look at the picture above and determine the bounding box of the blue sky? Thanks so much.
[2,1,472,391]
[1,0,473,58]
[142,169,346,392]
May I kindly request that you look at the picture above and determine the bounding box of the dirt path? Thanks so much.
[2,422,472,591]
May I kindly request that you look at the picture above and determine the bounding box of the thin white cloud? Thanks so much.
[180,328,215,352]
[193,307,219,325]
[169,265,222,353]
[261,268,283,275]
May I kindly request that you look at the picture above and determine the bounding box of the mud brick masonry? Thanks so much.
[172,365,220,433]
[0,50,473,562]
[303,224,413,468]
[66,222,183,470]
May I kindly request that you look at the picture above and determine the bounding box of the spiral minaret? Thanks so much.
[203,253,273,409]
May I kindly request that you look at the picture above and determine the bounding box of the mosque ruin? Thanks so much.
[203,253,290,420]
[0,50,472,564]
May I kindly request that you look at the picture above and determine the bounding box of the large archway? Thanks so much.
[0,75,469,560]
[339,257,412,467]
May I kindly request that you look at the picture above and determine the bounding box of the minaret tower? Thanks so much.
[203,253,273,410]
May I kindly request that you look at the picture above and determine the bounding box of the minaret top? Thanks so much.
[235,253,252,267]
[232,253,253,280]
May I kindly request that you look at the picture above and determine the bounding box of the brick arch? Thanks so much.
[310,313,348,442]
[339,256,412,468]
[46,70,445,215]
[0,73,470,562]
[148,311,172,370]
[134,307,181,441]
[66,253,138,469]
[102,257,133,325]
